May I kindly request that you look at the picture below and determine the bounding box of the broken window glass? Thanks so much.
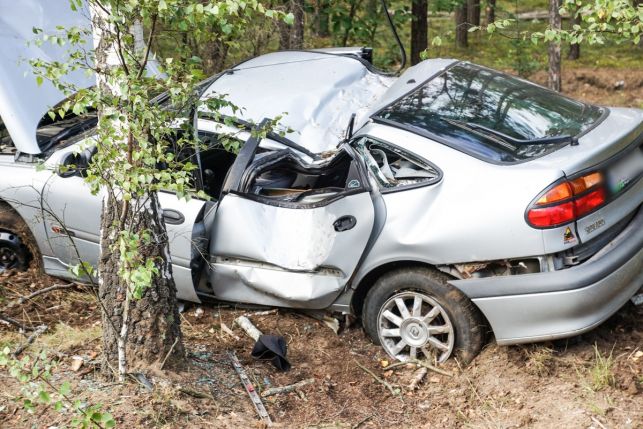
[243,149,359,204]
[353,137,440,190]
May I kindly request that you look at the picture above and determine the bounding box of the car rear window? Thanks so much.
[374,62,604,164]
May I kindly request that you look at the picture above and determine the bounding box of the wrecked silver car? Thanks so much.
[1,38,642,362]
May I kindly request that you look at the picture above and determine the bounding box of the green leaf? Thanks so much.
[60,381,71,396]
[38,390,51,403]
[36,76,43,87]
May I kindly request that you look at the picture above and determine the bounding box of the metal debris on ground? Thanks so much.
[228,351,272,426]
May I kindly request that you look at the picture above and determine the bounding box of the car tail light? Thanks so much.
[526,172,606,228]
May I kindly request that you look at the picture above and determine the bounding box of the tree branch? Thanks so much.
[136,14,158,80]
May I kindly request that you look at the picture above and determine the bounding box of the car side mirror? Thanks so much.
[57,152,87,178]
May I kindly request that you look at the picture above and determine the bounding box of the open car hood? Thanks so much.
[0,0,96,155]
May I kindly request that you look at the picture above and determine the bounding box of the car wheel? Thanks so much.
[362,267,485,364]
[0,204,35,274]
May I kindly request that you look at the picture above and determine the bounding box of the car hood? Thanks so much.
[0,0,96,155]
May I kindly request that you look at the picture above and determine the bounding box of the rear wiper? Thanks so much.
[444,118,574,146]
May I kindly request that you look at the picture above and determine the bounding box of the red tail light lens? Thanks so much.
[527,202,575,227]
[526,172,606,228]
[574,187,606,217]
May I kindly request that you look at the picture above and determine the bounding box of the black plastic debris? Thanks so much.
[251,334,291,371]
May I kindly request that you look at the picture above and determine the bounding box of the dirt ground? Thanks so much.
[1,68,642,429]
[531,67,643,108]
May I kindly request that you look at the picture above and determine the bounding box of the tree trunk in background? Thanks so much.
[315,0,330,37]
[291,0,305,49]
[467,0,481,27]
[342,0,361,47]
[486,0,496,25]
[455,2,468,48]
[548,0,562,91]
[99,193,184,375]
[568,6,580,60]
[279,0,305,50]
[411,0,428,65]
[278,18,291,49]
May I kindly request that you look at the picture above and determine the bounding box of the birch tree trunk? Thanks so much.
[90,3,184,379]
[548,0,562,92]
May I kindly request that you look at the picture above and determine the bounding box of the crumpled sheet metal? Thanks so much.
[200,51,395,153]
[209,262,343,310]
[210,192,374,276]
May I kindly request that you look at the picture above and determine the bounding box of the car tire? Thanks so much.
[0,203,36,273]
[362,267,485,364]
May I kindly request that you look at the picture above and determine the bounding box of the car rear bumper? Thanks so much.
[449,205,643,345]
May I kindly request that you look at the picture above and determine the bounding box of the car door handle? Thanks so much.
[333,215,357,232]
[162,209,185,225]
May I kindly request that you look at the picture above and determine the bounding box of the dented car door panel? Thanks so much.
[208,191,376,308]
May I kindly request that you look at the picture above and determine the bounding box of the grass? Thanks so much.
[524,346,556,377]
[576,343,616,393]
[1,322,101,354]
[588,344,616,391]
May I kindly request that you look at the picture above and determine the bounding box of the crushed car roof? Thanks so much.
[199,51,396,153]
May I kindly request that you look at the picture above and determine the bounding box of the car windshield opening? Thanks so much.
[374,62,604,163]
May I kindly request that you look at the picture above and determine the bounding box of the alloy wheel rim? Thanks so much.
[377,291,455,363]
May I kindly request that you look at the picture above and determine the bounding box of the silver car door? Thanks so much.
[206,137,376,309]
[41,153,206,302]
[40,168,103,276]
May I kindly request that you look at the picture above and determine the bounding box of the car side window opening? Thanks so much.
[239,148,363,205]
[353,137,440,190]
[197,131,238,199]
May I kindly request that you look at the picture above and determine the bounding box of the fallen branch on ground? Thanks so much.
[241,309,278,318]
[13,325,47,357]
[220,322,240,340]
[261,378,315,397]
[408,367,428,390]
[386,359,453,377]
[234,315,262,342]
[355,360,401,398]
[2,283,76,311]
[178,387,215,400]
[0,313,35,331]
